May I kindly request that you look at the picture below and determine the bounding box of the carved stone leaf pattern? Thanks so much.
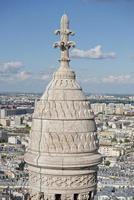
[29,172,96,189]
[40,132,98,153]
[29,173,39,185]
[33,100,94,119]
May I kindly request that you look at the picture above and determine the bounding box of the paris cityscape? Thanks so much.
[0,93,134,199]
[0,0,134,200]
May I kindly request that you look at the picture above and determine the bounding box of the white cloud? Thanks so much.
[80,73,134,85]
[0,61,54,83]
[17,71,32,80]
[70,45,116,59]
[40,74,50,81]
[0,61,23,74]
[0,61,32,82]
[82,77,100,83]
[101,74,134,84]
[37,67,55,81]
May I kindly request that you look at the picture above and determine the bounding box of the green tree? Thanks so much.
[124,138,130,143]
[111,137,117,143]
[25,124,31,133]
[104,160,111,166]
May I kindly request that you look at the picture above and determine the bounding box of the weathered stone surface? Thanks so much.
[25,14,102,200]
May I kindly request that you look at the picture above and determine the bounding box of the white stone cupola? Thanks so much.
[25,14,102,200]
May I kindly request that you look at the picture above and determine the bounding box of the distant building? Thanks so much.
[14,116,23,126]
[91,103,106,114]
[0,118,10,127]
[99,144,123,159]
[0,108,34,118]
[96,187,134,200]
[8,135,21,144]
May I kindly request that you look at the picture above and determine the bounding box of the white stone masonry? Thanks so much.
[25,14,102,200]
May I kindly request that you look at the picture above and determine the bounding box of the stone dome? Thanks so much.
[25,14,102,200]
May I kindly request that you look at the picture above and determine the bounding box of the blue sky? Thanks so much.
[0,0,134,94]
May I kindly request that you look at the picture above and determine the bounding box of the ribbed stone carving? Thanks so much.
[29,131,98,153]
[33,100,94,119]
[25,14,101,200]
[29,172,97,190]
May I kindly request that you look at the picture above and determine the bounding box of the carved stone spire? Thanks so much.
[54,14,75,69]
[25,14,102,200]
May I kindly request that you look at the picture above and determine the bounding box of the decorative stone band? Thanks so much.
[46,79,81,90]
[48,79,81,90]
[29,191,55,200]
[25,150,101,168]
[29,131,99,153]
[53,70,76,80]
[29,172,97,190]
[33,100,95,120]
[29,191,94,200]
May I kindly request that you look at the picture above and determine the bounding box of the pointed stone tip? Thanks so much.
[60,14,69,27]
[61,13,68,18]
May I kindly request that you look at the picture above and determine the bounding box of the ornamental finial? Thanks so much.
[54,14,75,68]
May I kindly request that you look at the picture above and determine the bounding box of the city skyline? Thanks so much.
[0,0,134,94]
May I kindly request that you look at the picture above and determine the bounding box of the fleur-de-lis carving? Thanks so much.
[54,14,75,64]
